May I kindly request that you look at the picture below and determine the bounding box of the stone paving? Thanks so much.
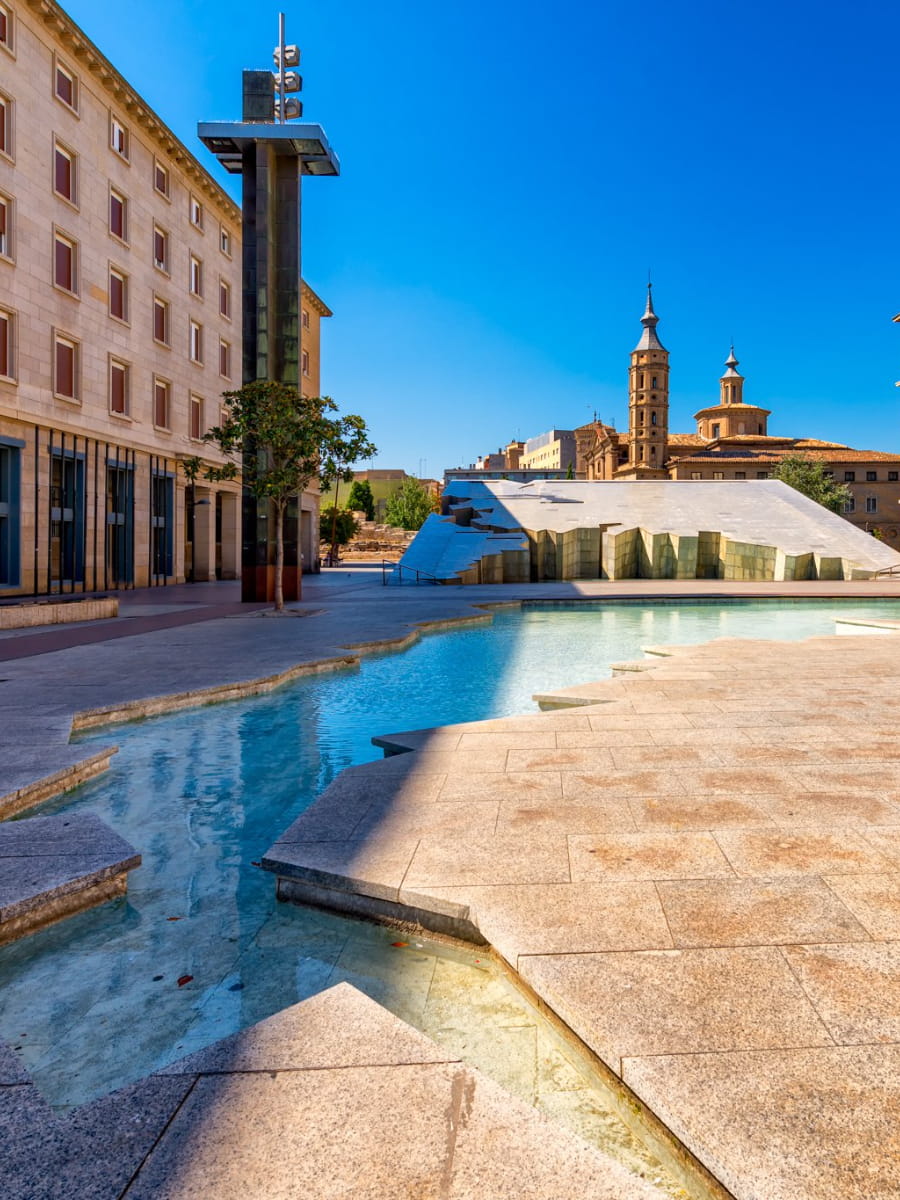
[4,570,900,1197]
[1,982,670,1199]
[264,622,900,1200]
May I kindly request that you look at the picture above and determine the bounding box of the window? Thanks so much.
[153,225,169,272]
[153,377,170,428]
[301,348,309,376]
[650,411,657,426]
[151,472,174,577]
[890,472,899,482]
[54,61,77,111]
[866,496,878,514]
[219,338,231,378]
[301,307,310,329]
[154,160,169,197]
[756,471,769,479]
[109,358,129,415]
[711,423,720,439]
[109,189,127,241]
[712,471,724,480]
[0,307,13,379]
[866,471,877,482]
[190,394,203,440]
[53,232,77,293]
[652,376,658,388]
[109,267,128,321]
[54,333,78,400]
[219,225,231,256]
[0,4,12,54]
[844,471,855,482]
[0,194,11,259]
[153,296,169,345]
[690,471,701,480]
[190,320,203,363]
[0,94,12,158]
[843,497,856,514]
[219,279,231,318]
[190,254,203,297]
[190,195,203,228]
[0,441,20,587]
[54,142,76,203]
[735,471,746,480]
[110,114,129,159]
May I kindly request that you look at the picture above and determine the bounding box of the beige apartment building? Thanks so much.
[0,0,329,596]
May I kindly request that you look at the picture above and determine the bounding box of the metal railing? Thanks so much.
[873,563,900,577]
[381,559,440,586]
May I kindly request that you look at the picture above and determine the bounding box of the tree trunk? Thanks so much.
[329,477,340,565]
[274,499,285,612]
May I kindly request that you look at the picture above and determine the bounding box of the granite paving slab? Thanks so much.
[622,1045,900,1200]
[0,812,140,939]
[418,881,673,963]
[520,947,833,1073]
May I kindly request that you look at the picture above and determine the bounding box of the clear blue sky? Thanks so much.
[64,0,900,475]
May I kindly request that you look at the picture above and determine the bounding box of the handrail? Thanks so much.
[873,563,900,577]
[381,559,440,586]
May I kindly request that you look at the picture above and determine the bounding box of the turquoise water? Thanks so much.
[2,598,900,1107]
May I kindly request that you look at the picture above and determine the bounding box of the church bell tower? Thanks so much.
[623,283,670,478]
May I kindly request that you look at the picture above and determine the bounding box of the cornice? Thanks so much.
[24,0,241,224]
[302,281,333,318]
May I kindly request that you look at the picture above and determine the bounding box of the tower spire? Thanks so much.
[719,343,744,405]
[634,280,666,351]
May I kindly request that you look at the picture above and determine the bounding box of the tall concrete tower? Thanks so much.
[199,17,339,601]
[625,283,670,478]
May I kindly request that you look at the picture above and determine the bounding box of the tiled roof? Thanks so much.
[670,446,900,466]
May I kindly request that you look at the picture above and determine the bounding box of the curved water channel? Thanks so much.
[3,599,900,1192]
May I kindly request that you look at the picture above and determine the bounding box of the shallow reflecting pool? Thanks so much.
[2,598,899,1117]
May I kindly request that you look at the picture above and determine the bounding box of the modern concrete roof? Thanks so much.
[428,478,900,572]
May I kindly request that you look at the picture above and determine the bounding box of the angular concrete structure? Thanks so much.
[400,479,900,583]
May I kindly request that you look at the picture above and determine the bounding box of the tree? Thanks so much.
[770,454,851,515]
[186,382,375,612]
[318,413,376,564]
[384,476,436,531]
[347,479,375,520]
[320,507,358,552]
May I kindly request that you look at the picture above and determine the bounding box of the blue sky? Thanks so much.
[64,0,900,474]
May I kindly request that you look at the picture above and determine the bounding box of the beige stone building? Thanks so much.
[579,287,900,547]
[0,0,330,595]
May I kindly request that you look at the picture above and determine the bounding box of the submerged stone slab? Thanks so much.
[0,812,140,945]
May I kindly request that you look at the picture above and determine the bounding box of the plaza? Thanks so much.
[3,570,900,1197]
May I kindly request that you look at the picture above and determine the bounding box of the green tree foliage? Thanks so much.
[384,476,435,531]
[320,506,359,548]
[347,479,375,520]
[770,454,851,516]
[185,382,375,611]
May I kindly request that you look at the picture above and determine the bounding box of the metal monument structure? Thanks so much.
[199,16,339,601]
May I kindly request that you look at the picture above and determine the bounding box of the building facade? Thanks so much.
[518,429,577,473]
[0,0,329,596]
[579,287,900,547]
